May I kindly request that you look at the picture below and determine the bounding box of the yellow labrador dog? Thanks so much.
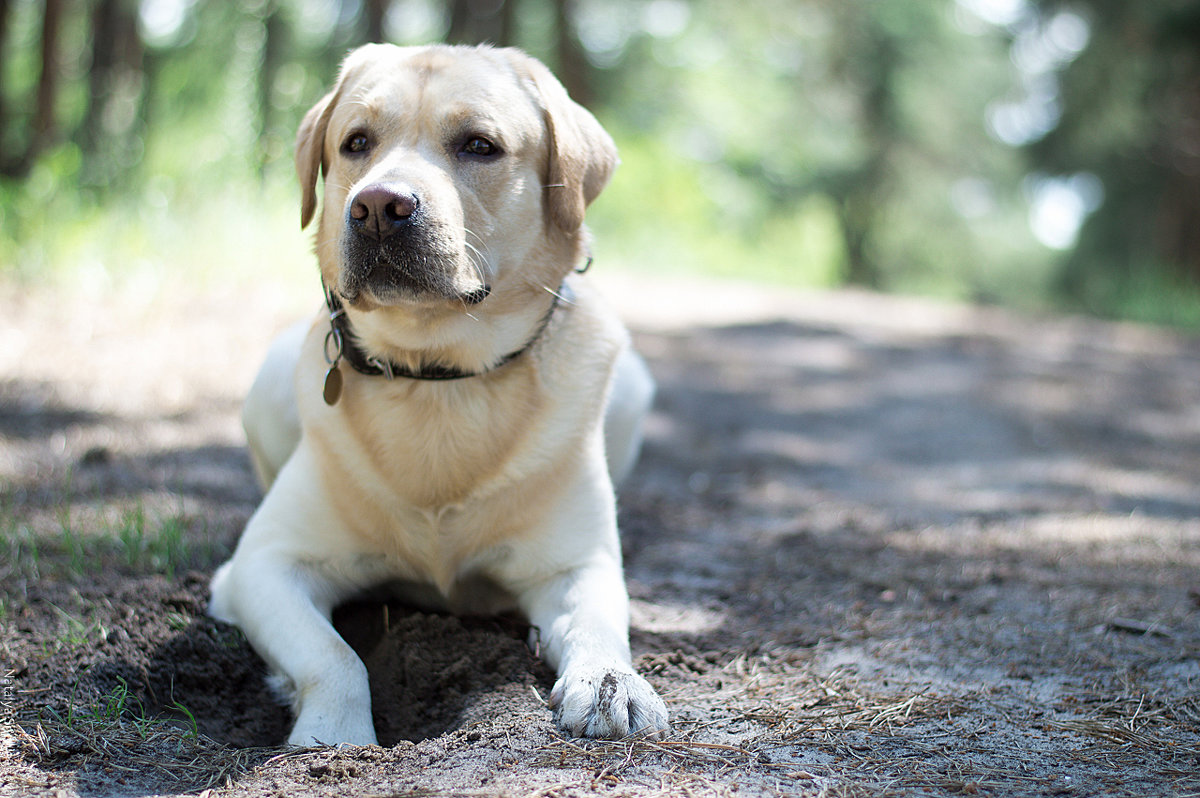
[208,43,667,746]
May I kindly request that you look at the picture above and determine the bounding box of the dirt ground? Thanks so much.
[1,271,1198,797]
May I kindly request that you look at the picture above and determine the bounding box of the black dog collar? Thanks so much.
[320,283,563,406]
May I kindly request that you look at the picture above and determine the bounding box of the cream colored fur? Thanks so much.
[208,43,667,746]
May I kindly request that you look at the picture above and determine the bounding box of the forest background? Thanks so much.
[1,0,1199,326]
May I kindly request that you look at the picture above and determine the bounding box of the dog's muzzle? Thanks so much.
[341,182,466,304]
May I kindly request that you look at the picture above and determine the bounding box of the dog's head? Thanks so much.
[296,44,616,314]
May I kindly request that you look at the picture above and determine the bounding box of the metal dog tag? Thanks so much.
[323,364,343,406]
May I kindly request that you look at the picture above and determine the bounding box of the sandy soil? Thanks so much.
[1,271,1199,797]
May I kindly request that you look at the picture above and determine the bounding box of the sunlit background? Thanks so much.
[2,0,1198,324]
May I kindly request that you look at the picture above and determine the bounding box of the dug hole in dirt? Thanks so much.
[1,271,1198,797]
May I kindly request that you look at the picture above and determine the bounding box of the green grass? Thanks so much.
[2,500,204,584]
[3,523,42,581]
[0,154,314,302]
[46,603,109,653]
[115,505,192,579]
[53,676,200,743]
[170,698,201,740]
[23,678,269,795]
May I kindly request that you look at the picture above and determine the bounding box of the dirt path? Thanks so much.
[2,273,1198,797]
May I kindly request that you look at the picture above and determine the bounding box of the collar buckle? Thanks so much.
[367,356,396,380]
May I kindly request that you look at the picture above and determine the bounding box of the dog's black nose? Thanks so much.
[349,184,419,240]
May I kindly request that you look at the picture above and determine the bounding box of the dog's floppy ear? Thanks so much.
[295,87,340,230]
[297,47,376,229]
[507,50,618,232]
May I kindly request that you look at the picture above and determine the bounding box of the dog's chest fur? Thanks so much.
[292,304,618,591]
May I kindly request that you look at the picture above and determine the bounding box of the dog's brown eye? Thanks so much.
[342,133,370,155]
[461,137,499,158]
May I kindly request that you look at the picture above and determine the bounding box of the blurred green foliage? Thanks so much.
[1,0,1199,325]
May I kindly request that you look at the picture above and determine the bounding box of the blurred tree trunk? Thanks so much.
[499,0,516,46]
[258,1,286,175]
[1154,20,1200,281]
[448,0,518,48]
[80,0,145,187]
[552,0,590,105]
[838,200,877,287]
[448,0,481,44]
[82,0,120,160]
[364,0,388,43]
[826,8,899,289]
[0,0,11,164]
[1159,171,1200,281]
[28,0,64,168]
[1032,1,1200,294]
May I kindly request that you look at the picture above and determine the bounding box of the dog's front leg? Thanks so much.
[211,549,378,747]
[210,443,380,747]
[517,555,669,739]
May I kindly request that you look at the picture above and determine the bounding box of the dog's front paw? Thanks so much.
[282,676,378,747]
[288,711,378,747]
[550,667,669,739]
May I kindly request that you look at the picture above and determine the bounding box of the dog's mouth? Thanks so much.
[340,238,490,308]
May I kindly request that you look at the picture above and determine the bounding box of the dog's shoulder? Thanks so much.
[532,276,630,401]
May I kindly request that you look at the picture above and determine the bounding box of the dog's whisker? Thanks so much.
[463,240,488,269]
[464,227,493,253]
[538,282,575,305]
[463,229,496,272]
[462,241,493,294]
[455,243,489,320]
[320,181,356,201]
